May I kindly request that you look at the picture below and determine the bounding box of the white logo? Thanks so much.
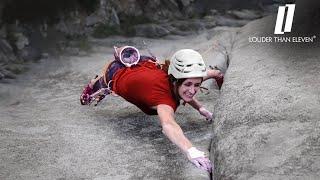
[274,4,296,34]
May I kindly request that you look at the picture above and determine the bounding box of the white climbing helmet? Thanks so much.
[168,49,207,79]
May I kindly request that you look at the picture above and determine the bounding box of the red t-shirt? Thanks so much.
[112,61,178,115]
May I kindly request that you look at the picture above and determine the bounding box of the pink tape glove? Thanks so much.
[186,147,212,173]
[199,107,213,121]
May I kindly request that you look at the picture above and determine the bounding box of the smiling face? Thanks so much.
[177,77,202,102]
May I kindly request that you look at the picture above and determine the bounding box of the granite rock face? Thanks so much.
[211,14,320,180]
[0,35,219,180]
[0,38,21,79]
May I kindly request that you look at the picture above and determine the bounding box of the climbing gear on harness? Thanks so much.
[114,46,140,67]
[186,147,212,173]
[80,45,160,106]
[80,46,156,106]
[80,75,113,106]
[103,60,125,89]
[168,49,207,79]
[209,65,224,90]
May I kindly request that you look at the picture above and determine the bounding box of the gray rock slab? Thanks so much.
[211,15,320,179]
[0,35,219,180]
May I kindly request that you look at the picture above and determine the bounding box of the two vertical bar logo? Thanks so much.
[274,4,296,34]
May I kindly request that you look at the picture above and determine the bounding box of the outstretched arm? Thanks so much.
[157,104,212,172]
[187,98,213,121]
[157,104,192,152]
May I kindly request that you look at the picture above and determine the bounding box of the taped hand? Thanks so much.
[199,107,213,121]
[187,147,212,173]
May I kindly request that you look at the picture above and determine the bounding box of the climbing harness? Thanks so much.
[80,45,157,106]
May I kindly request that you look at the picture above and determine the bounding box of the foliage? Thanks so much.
[92,24,121,38]
[2,0,99,23]
[77,0,99,13]
[77,37,91,51]
[120,15,152,36]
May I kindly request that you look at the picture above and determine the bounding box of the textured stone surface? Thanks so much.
[0,33,226,180]
[134,24,170,38]
[211,15,320,180]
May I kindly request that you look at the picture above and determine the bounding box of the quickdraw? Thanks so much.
[81,79,117,106]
